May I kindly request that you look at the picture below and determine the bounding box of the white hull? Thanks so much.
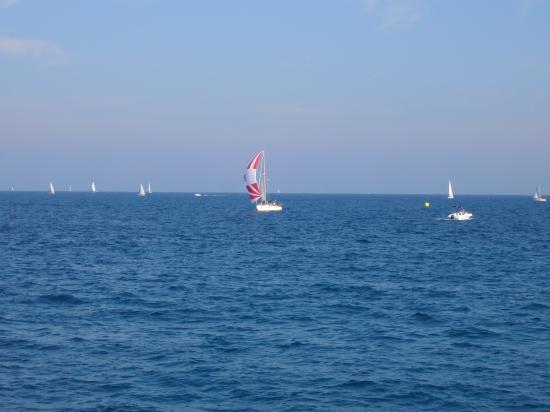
[256,202,283,212]
[448,211,473,220]
[194,193,202,197]
[534,186,546,202]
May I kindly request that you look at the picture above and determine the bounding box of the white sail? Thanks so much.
[91,181,96,192]
[148,183,152,194]
[138,184,146,197]
[448,180,454,199]
[69,185,72,192]
[49,182,55,195]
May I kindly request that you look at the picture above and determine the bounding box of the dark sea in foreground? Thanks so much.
[1,193,550,411]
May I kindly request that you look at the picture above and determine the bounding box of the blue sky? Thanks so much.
[1,0,549,194]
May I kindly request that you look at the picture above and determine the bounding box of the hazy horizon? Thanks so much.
[1,188,544,196]
[1,0,549,194]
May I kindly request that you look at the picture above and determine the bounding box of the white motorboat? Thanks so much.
[534,186,547,202]
[448,209,473,220]
[194,193,202,197]
[244,150,283,212]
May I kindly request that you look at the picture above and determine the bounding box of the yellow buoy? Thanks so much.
[424,202,430,208]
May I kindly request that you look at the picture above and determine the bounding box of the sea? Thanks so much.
[1,193,549,411]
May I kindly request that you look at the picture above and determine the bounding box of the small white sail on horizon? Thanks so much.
[138,183,146,197]
[69,185,72,192]
[91,181,96,193]
[148,183,152,194]
[244,150,283,212]
[448,180,454,199]
[49,182,55,195]
[534,185,547,202]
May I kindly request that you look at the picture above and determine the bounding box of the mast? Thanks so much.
[261,151,267,202]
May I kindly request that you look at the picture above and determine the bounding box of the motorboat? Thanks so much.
[448,208,473,220]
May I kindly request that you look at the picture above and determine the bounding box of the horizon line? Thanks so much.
[0,190,539,196]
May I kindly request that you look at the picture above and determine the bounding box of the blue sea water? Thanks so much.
[1,192,550,411]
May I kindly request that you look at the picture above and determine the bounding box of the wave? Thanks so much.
[38,293,85,305]
[521,302,550,311]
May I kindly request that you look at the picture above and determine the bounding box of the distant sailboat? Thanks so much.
[148,183,152,194]
[138,184,146,197]
[11,186,14,192]
[49,182,55,195]
[91,181,96,193]
[69,185,72,192]
[448,180,454,199]
[534,185,547,202]
[244,150,283,212]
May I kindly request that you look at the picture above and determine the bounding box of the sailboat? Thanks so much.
[148,183,152,194]
[11,186,14,192]
[448,180,454,199]
[91,181,96,193]
[534,186,547,202]
[244,150,283,212]
[69,185,72,192]
[49,182,55,195]
[138,184,146,197]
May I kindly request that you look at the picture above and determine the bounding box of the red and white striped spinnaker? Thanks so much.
[244,150,264,203]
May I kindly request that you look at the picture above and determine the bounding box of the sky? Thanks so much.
[1,0,549,194]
